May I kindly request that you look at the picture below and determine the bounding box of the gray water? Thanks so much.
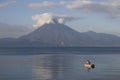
[0,47,120,80]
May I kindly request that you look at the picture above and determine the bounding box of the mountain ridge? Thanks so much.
[0,23,120,47]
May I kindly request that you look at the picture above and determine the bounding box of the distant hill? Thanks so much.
[0,22,120,47]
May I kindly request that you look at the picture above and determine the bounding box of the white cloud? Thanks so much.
[28,1,58,9]
[0,1,16,8]
[32,13,80,28]
[62,0,120,17]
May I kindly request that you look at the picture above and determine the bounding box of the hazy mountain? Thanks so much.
[0,23,30,38]
[82,31,120,46]
[0,23,120,47]
[18,23,83,46]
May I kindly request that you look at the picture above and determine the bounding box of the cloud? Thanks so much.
[0,1,16,9]
[28,1,58,9]
[32,13,80,28]
[62,0,120,17]
[28,0,120,18]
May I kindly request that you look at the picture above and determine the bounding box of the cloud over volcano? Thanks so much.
[32,13,80,28]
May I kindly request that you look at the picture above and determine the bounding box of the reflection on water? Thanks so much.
[32,55,73,80]
[0,54,120,80]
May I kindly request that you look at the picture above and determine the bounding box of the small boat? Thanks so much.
[84,60,95,71]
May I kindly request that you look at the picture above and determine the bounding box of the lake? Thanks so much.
[0,47,120,80]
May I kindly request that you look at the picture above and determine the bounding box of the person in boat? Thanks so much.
[84,60,95,72]
[86,60,91,64]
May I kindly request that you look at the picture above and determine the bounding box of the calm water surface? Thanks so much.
[0,47,120,80]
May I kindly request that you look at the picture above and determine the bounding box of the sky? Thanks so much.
[0,0,120,38]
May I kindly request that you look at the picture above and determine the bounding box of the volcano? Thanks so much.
[18,23,83,46]
[0,22,120,47]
